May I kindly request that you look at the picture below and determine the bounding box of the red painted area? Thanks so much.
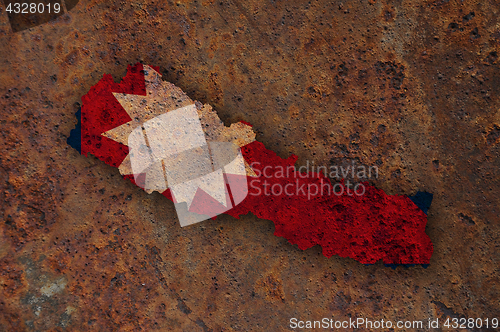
[81,63,146,167]
[187,187,233,216]
[80,64,433,265]
[239,120,253,127]
[226,141,433,264]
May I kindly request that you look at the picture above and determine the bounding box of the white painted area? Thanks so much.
[143,105,207,159]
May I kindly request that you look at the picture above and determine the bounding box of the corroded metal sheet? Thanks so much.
[0,0,499,331]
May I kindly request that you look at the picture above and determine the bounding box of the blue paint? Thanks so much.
[67,108,81,153]
[408,191,433,215]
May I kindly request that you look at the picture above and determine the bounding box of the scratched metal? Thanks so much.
[0,0,499,331]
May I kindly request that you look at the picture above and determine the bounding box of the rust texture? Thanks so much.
[0,0,499,330]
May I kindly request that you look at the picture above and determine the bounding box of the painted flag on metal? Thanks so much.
[68,63,433,265]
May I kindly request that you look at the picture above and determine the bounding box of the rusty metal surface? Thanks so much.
[0,0,499,330]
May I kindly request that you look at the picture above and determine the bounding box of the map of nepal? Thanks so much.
[69,63,434,265]
[127,104,248,226]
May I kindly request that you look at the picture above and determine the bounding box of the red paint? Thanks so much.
[79,64,434,265]
[239,120,253,127]
[226,141,433,264]
[81,63,146,167]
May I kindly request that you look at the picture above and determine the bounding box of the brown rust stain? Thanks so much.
[255,273,285,303]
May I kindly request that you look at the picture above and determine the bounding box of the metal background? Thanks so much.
[0,0,499,330]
